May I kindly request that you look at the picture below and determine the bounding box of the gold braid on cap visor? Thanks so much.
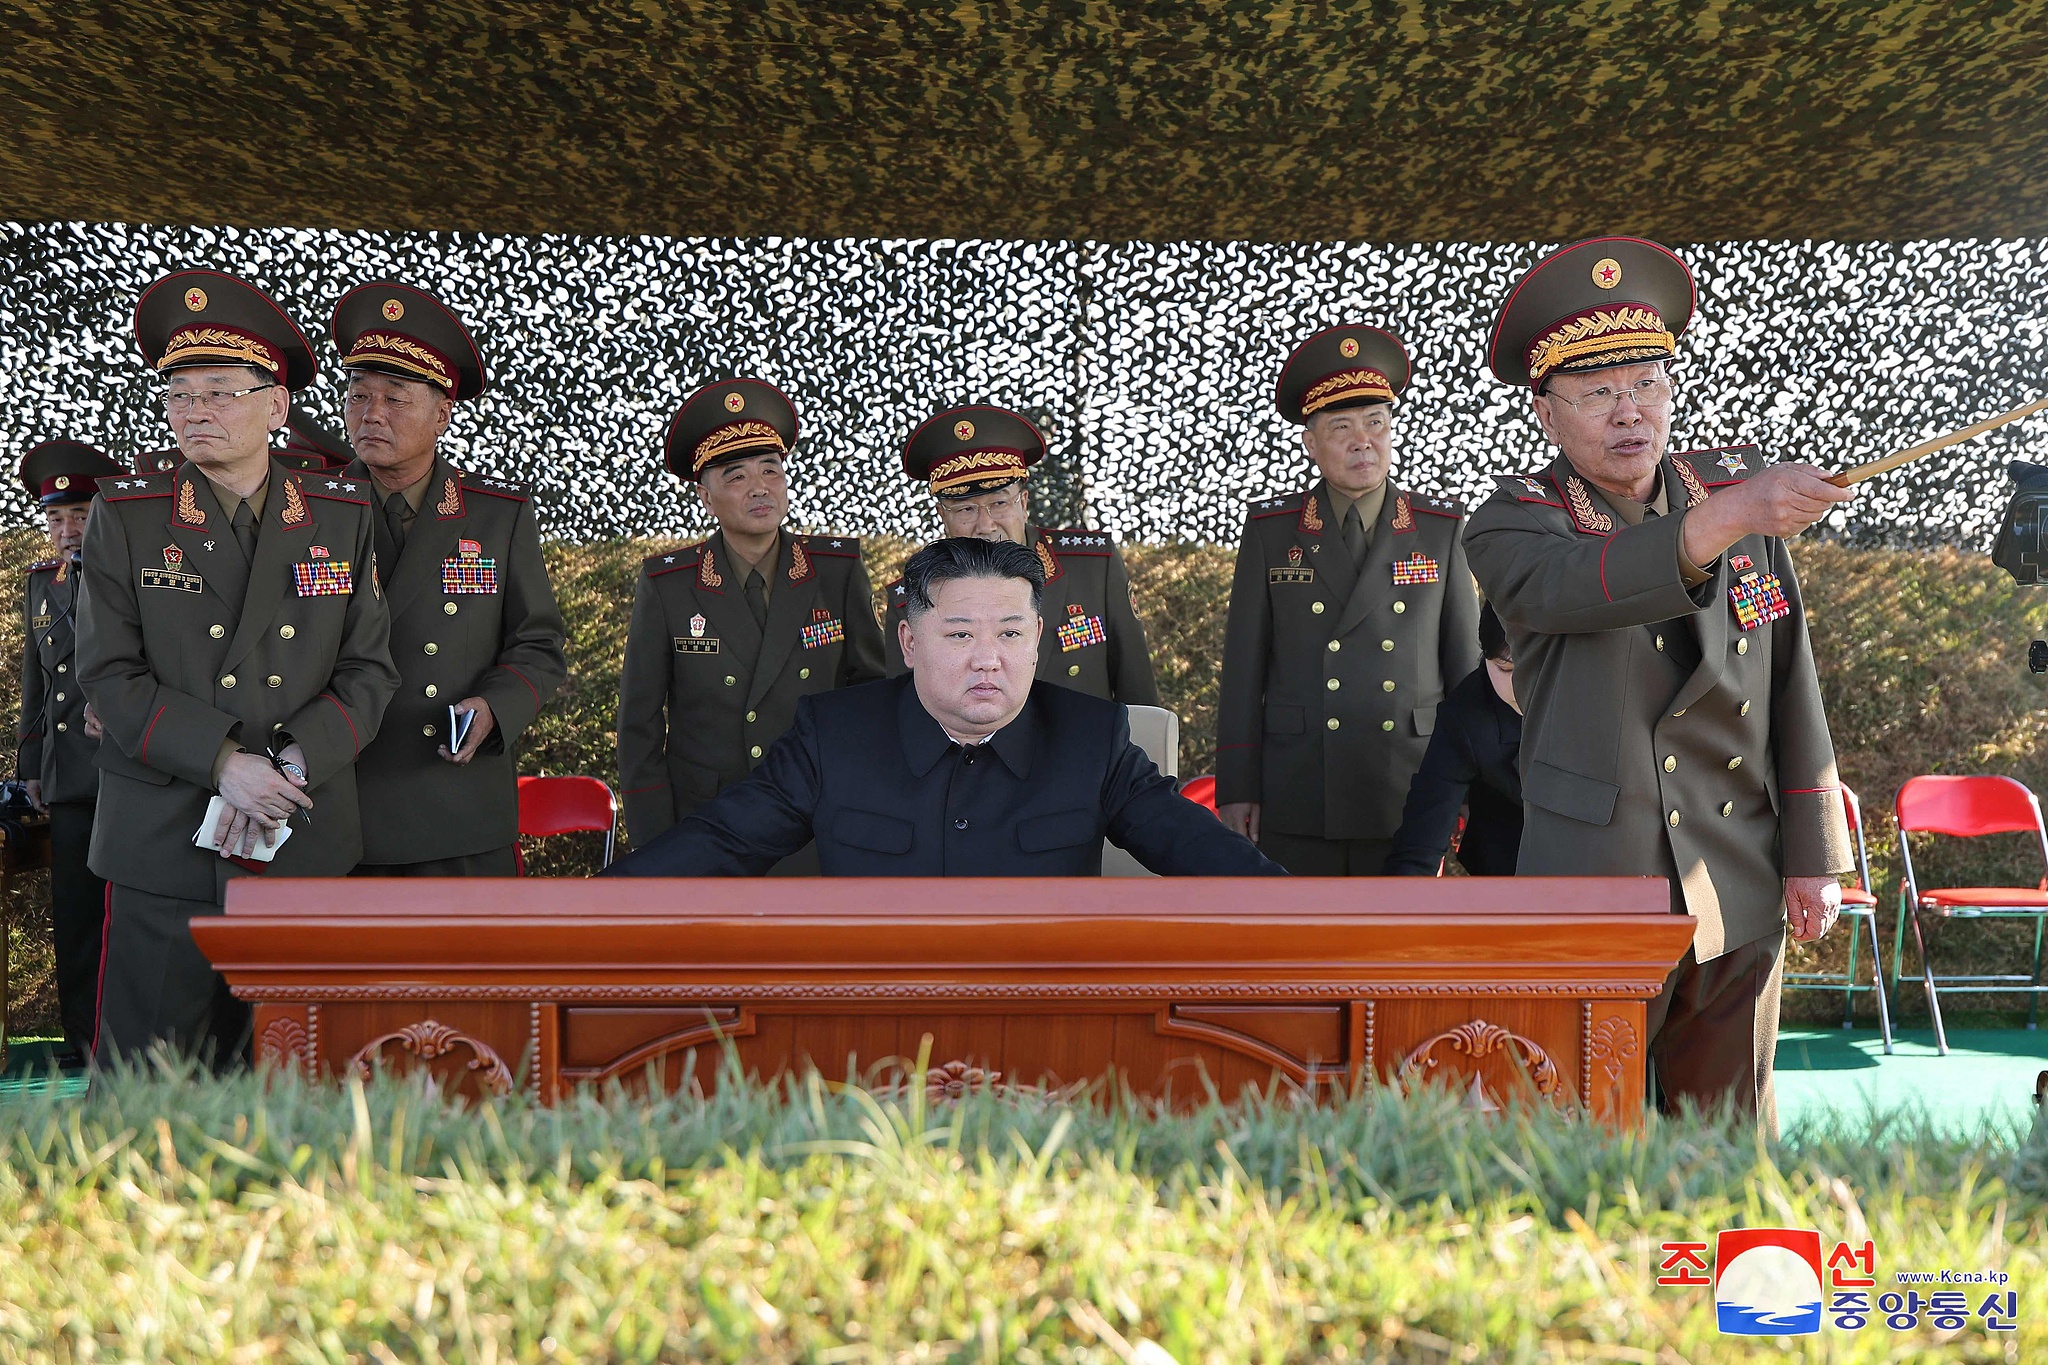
[692,419,786,474]
[1525,305,1675,384]
[927,449,1031,495]
[1299,367,1395,416]
[342,332,455,390]
[158,325,283,376]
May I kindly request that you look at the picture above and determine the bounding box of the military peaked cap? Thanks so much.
[665,379,799,480]
[18,440,123,507]
[331,281,488,400]
[1489,237,1696,389]
[1275,325,1411,424]
[134,269,316,391]
[903,405,1046,498]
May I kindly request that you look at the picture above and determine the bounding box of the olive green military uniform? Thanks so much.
[1464,446,1852,1129]
[883,524,1159,704]
[1216,480,1480,874]
[346,458,568,875]
[618,530,886,844]
[17,556,105,1050]
[79,461,398,1064]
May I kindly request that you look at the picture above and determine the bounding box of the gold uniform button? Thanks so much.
[1067,664,1080,676]
[1392,601,1406,614]
[1740,700,1752,716]
[55,663,66,673]
[1311,602,1326,615]
[424,642,439,655]
[1327,640,1340,653]
[266,675,281,688]
[1654,634,1666,652]
[724,675,737,686]
[1382,680,1396,692]
[209,624,225,639]
[1326,678,1340,691]
[422,724,436,737]
[444,602,458,615]
[1381,720,1395,732]
[1662,755,1676,772]
[279,624,295,640]
[1326,717,1340,731]
[425,684,439,698]
[745,710,757,722]
[1668,809,1681,827]
[1380,639,1394,652]
[1721,801,1735,817]
[750,745,763,759]
[55,722,66,733]
[1727,756,1742,770]
[799,668,811,680]
[53,692,64,702]
[220,675,236,689]
[1736,638,1749,655]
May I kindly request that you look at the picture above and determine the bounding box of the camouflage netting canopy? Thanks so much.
[3,2,2046,242]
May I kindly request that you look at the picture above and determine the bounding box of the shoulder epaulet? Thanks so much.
[300,474,373,505]
[885,576,907,608]
[802,534,863,557]
[1039,527,1113,554]
[643,543,703,578]
[97,472,171,501]
[1247,490,1308,519]
[1405,490,1465,519]
[1493,472,1565,507]
[25,558,59,575]
[460,469,532,501]
[1672,445,1762,488]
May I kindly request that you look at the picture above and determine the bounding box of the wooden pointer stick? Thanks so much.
[1827,394,2048,487]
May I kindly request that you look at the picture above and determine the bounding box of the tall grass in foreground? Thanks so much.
[0,1059,2041,1362]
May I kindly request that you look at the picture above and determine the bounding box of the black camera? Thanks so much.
[1992,461,2048,672]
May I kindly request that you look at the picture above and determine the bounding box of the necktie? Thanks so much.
[744,568,768,627]
[1342,504,1367,563]
[385,491,411,555]
[232,500,258,563]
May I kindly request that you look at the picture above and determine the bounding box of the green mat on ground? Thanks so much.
[1775,1026,2048,1138]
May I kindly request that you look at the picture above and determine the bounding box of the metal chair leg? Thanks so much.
[1841,920,1861,1030]
[1866,909,1894,1054]
[2028,913,2046,1031]
[1890,887,1908,1001]
[1908,904,1948,1056]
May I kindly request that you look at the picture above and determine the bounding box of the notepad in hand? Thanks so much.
[192,796,295,862]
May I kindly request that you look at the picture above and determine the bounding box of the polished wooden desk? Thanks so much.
[193,877,1693,1125]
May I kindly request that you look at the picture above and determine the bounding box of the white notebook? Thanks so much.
[192,796,295,862]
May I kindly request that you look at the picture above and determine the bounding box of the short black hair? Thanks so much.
[1478,601,1509,662]
[901,536,1044,620]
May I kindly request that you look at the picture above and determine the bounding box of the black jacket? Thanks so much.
[1384,664,1524,877]
[606,675,1283,877]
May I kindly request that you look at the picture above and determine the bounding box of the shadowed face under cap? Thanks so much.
[331,281,488,401]
[133,269,317,391]
[1488,237,1696,390]
[902,406,1046,500]
[666,379,800,480]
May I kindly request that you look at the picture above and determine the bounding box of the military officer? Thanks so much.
[15,439,124,1063]
[1215,327,1480,875]
[616,379,886,848]
[1463,236,1855,1133]
[334,281,568,876]
[882,406,1158,705]
[79,270,399,1067]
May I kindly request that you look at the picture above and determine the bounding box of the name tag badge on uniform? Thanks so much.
[1392,552,1440,585]
[676,613,720,654]
[1269,544,1315,585]
[140,544,203,594]
[32,599,50,630]
[291,545,354,597]
[802,607,846,649]
[442,537,500,594]
[1728,570,1791,631]
[1057,603,1107,652]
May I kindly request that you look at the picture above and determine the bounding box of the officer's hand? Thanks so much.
[81,703,104,740]
[1681,463,1856,564]
[1217,801,1261,843]
[215,752,314,857]
[1784,875,1843,942]
[439,698,496,765]
[24,779,45,814]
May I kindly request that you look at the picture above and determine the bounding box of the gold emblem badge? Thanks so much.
[53,475,69,490]
[381,298,405,321]
[183,287,208,312]
[724,392,745,413]
[954,419,975,441]
[1591,257,1622,289]
[1339,337,1360,359]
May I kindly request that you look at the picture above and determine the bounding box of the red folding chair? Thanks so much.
[516,775,618,873]
[1892,775,2048,1056]
[1179,774,1218,814]
[1783,785,1893,1052]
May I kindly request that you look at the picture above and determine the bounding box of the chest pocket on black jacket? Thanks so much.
[1016,807,1098,853]
[833,808,914,854]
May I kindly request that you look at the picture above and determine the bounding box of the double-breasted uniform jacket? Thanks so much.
[882,525,1160,704]
[77,460,400,899]
[1216,480,1481,840]
[18,558,98,803]
[617,529,887,843]
[1461,445,1853,962]
[345,456,569,865]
